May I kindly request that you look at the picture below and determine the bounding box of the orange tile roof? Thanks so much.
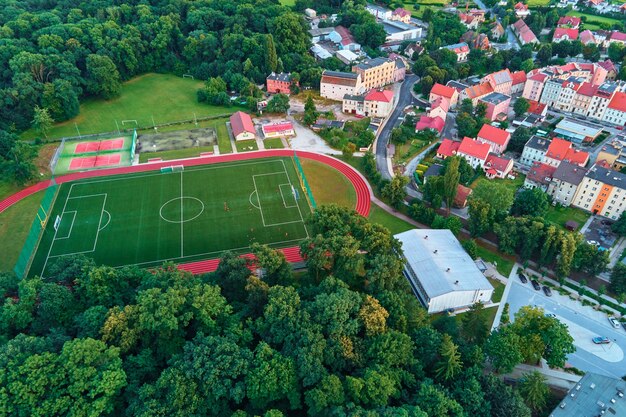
[545,138,572,161]
[463,82,494,99]
[511,71,526,85]
[430,83,456,99]
[564,148,589,166]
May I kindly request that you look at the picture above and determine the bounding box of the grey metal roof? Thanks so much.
[480,92,510,105]
[394,229,493,299]
[586,164,626,188]
[266,72,291,82]
[395,58,405,69]
[549,373,626,417]
[308,27,334,37]
[525,135,550,151]
[343,94,364,102]
[424,163,444,177]
[355,57,391,70]
[552,161,587,185]
[446,80,469,91]
[322,70,359,79]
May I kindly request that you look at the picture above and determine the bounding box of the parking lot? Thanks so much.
[504,271,626,379]
[584,217,617,250]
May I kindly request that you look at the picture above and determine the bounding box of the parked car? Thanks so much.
[531,280,541,291]
[518,272,528,284]
[609,317,621,328]
[587,240,599,246]
[542,286,552,297]
[593,336,611,344]
[545,313,557,318]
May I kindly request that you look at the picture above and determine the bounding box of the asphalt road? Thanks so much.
[472,0,520,50]
[375,74,419,179]
[506,280,626,379]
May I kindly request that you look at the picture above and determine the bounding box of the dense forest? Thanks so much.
[0,205,575,416]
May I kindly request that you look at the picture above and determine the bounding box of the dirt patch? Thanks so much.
[34,143,58,177]
[137,127,217,153]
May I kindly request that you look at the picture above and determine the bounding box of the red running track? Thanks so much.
[0,150,373,275]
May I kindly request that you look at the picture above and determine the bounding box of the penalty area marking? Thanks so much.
[249,190,260,209]
[99,210,111,231]
[54,211,76,240]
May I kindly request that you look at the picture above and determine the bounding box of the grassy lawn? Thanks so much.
[544,205,590,231]
[21,73,240,141]
[368,205,416,235]
[474,242,515,277]
[235,140,258,153]
[469,174,525,193]
[138,146,217,163]
[454,305,499,328]
[0,190,45,273]
[527,0,551,6]
[216,123,232,154]
[488,277,505,303]
[279,0,295,6]
[263,138,285,149]
[567,11,621,28]
[393,139,431,165]
[301,159,357,210]
[0,181,22,202]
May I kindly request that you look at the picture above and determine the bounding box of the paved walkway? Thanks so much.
[371,197,429,229]
[580,215,595,233]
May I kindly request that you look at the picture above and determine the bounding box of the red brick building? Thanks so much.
[266,72,297,94]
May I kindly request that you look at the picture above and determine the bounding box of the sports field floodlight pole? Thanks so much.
[74,123,81,139]
[115,120,120,134]
[152,115,157,132]
[194,112,198,127]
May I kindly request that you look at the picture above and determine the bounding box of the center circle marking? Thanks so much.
[159,197,205,223]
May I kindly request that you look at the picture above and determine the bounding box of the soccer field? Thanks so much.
[28,157,312,277]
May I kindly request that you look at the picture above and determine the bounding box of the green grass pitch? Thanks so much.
[28,157,312,277]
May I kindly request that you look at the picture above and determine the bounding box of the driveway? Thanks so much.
[375,74,419,179]
[505,279,626,379]
[288,117,341,155]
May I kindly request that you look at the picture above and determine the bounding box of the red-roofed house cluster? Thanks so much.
[230,111,295,141]
[416,83,458,136]
[435,124,514,179]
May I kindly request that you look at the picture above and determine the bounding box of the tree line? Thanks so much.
[0,205,574,416]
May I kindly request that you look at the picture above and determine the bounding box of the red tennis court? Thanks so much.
[69,154,122,170]
[74,138,125,154]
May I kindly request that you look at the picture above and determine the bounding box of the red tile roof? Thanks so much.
[545,138,572,161]
[576,82,598,97]
[611,32,626,42]
[557,16,581,28]
[454,184,472,207]
[598,59,616,73]
[511,70,526,86]
[262,122,293,134]
[608,92,626,113]
[230,111,255,137]
[437,138,460,157]
[527,161,557,184]
[579,30,596,45]
[430,83,456,99]
[528,72,547,82]
[512,19,538,44]
[477,124,511,147]
[416,115,445,133]
[514,2,528,10]
[458,137,490,160]
[485,153,512,173]
[393,7,411,17]
[463,82,494,99]
[564,148,589,166]
[553,28,578,41]
[365,89,394,103]
[528,100,546,115]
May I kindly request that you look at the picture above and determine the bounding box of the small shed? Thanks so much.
[565,220,579,231]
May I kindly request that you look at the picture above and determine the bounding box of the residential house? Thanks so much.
[437,138,461,159]
[442,42,470,62]
[579,30,596,45]
[454,184,473,208]
[548,161,588,205]
[229,111,256,141]
[261,122,295,138]
[572,164,626,218]
[353,57,396,90]
[415,115,445,135]
[483,69,513,95]
[329,26,361,51]
[520,135,551,166]
[553,28,578,42]
[308,27,334,43]
[527,100,547,120]
[602,91,626,126]
[524,161,557,191]
[391,8,411,24]
[571,82,598,116]
[479,93,511,121]
[266,72,296,94]
[512,19,538,45]
[484,153,514,179]
[476,124,511,154]
[457,137,491,169]
[459,12,483,30]
[514,2,530,18]
[446,80,469,95]
[393,57,406,82]
[598,60,618,81]
[510,71,527,94]
[522,72,548,102]
[595,140,623,168]
[491,22,505,39]
[404,42,423,58]
[365,4,392,20]
[342,89,395,118]
[557,16,581,29]
[320,70,363,100]
[543,137,590,167]
[460,82,494,106]
[609,31,626,46]
[429,97,450,121]
[430,83,459,108]
[587,82,619,121]
[461,31,490,50]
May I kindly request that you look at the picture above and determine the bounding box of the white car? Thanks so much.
[588,240,599,246]
[609,317,621,328]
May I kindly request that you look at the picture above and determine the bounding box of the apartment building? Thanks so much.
[320,70,363,100]
[520,135,550,166]
[587,82,620,121]
[571,82,598,116]
[572,164,626,219]
[352,57,396,90]
[483,69,513,95]
[547,161,588,206]
[522,72,548,102]
[601,91,626,126]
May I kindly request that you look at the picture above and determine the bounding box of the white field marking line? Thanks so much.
[99,210,111,231]
[68,193,108,200]
[251,175,266,227]
[111,237,307,268]
[249,190,260,209]
[54,211,76,240]
[159,197,205,223]
[69,160,287,187]
[278,184,297,208]
[41,182,77,276]
[280,160,309,238]
[180,171,184,258]
[49,193,107,260]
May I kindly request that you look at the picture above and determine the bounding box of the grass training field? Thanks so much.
[28,157,313,277]
[567,11,621,29]
[21,73,242,141]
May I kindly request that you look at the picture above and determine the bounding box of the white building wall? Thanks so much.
[320,82,358,101]
[520,146,546,166]
[428,290,493,314]
[602,108,626,126]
